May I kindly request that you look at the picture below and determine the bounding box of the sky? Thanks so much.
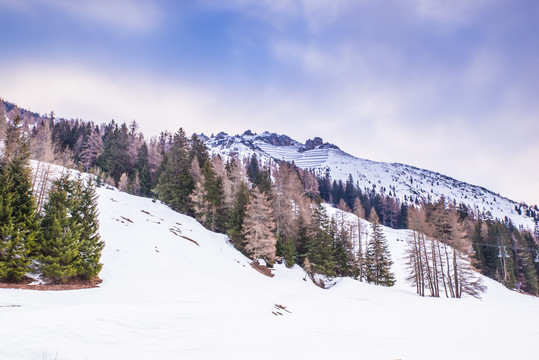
[0,0,538,205]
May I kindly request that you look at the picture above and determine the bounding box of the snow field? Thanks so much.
[1,188,538,359]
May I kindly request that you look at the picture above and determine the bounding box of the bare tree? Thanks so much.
[80,129,103,172]
[406,203,485,298]
[243,187,277,263]
[0,99,8,142]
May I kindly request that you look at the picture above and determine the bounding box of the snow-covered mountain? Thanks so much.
[2,185,539,359]
[204,131,537,230]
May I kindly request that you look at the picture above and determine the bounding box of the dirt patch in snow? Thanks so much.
[0,277,102,291]
[250,262,274,278]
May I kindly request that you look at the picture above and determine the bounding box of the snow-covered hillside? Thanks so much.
[205,131,537,230]
[2,187,539,360]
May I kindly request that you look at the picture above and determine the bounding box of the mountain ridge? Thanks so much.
[205,130,537,230]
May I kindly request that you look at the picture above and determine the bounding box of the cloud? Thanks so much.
[1,59,538,204]
[0,62,212,135]
[403,0,493,26]
[0,0,163,32]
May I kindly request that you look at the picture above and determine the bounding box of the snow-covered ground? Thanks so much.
[2,188,539,360]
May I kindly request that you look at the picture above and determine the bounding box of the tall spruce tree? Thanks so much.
[39,176,81,282]
[136,143,152,197]
[72,177,104,280]
[39,175,103,283]
[227,181,250,251]
[366,208,395,286]
[307,204,336,277]
[155,128,194,214]
[0,116,39,282]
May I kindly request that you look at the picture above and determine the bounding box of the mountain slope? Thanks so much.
[2,187,539,359]
[205,131,537,229]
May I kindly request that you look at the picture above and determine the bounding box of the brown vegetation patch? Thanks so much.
[250,261,274,277]
[0,277,102,291]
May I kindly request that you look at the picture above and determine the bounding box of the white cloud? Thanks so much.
[0,63,213,136]
[405,0,491,26]
[1,58,538,205]
[0,0,163,32]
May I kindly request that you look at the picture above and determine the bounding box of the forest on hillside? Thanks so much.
[1,99,538,296]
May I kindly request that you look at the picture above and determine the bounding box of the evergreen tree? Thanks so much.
[72,177,104,280]
[0,116,39,282]
[189,134,210,166]
[155,128,194,214]
[294,216,310,266]
[39,175,103,282]
[201,161,225,232]
[282,237,296,268]
[39,176,81,283]
[227,181,249,251]
[365,208,395,286]
[97,122,131,185]
[247,154,259,184]
[307,204,336,277]
[136,143,152,197]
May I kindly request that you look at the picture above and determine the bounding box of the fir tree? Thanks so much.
[307,204,336,277]
[72,177,104,280]
[365,208,395,286]
[39,176,82,283]
[283,237,296,268]
[201,161,225,232]
[155,128,194,214]
[227,181,249,251]
[97,122,131,185]
[136,143,152,197]
[39,175,103,283]
[0,116,39,282]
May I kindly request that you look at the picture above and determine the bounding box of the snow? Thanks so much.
[2,187,539,360]
[206,132,537,230]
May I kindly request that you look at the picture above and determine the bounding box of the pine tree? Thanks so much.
[201,161,225,232]
[242,187,277,263]
[307,204,336,277]
[39,176,81,283]
[227,181,250,251]
[72,177,103,280]
[155,128,194,213]
[39,175,103,282]
[136,143,152,197]
[97,122,130,185]
[283,238,296,268]
[0,116,39,282]
[365,208,395,286]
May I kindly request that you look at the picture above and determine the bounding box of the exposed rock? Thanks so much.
[255,132,294,147]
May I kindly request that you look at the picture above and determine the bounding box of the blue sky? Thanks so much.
[1,0,538,205]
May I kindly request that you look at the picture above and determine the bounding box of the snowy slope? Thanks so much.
[2,188,539,360]
[205,131,537,230]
